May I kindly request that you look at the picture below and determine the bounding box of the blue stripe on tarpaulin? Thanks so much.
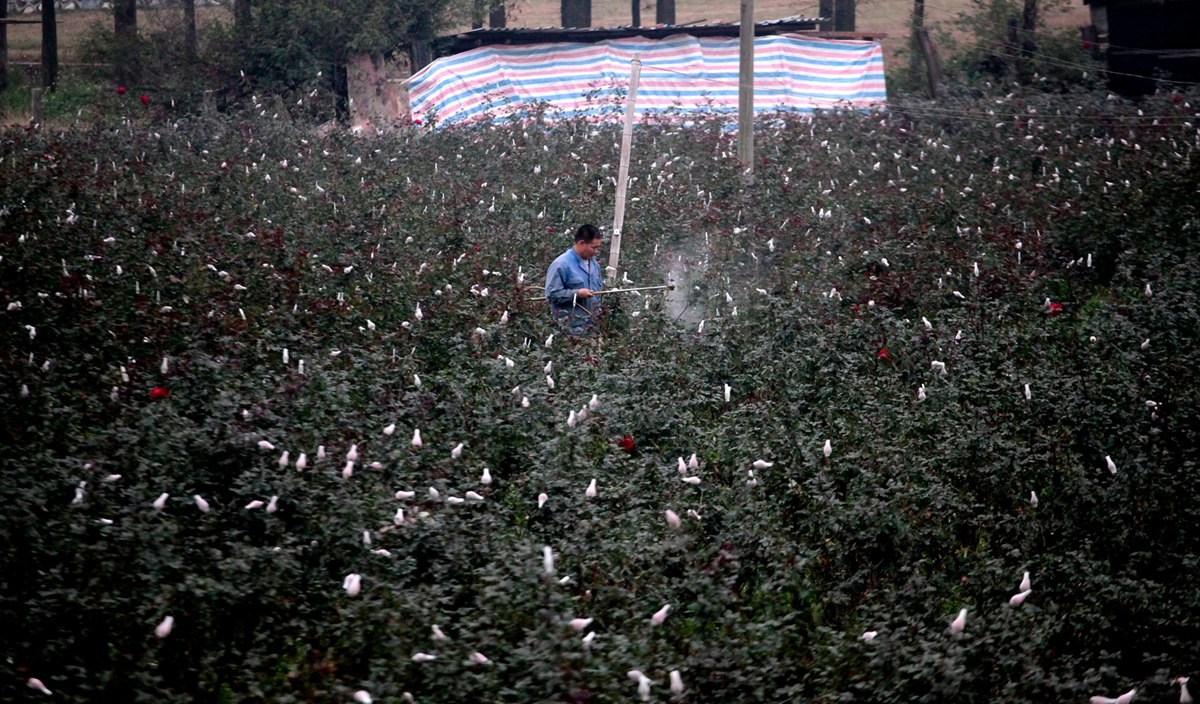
[406,33,886,128]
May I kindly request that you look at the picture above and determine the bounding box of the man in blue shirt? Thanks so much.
[545,224,604,334]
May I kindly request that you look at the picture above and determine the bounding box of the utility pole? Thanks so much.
[737,0,754,181]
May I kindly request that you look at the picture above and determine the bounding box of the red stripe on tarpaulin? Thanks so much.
[407,34,885,127]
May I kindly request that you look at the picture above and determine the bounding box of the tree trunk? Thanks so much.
[833,0,855,31]
[561,0,591,28]
[183,0,198,61]
[332,61,349,123]
[631,0,640,27]
[911,0,940,98]
[42,0,58,91]
[1,0,8,92]
[489,0,506,28]
[410,39,432,72]
[1021,0,1038,58]
[656,0,675,25]
[235,0,252,33]
[114,0,137,84]
[818,0,833,32]
[916,29,942,98]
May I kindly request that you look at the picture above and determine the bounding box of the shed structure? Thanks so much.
[1083,0,1200,94]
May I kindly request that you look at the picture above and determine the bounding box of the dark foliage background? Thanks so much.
[1,87,1198,702]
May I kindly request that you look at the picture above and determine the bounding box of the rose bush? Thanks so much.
[1,87,1198,703]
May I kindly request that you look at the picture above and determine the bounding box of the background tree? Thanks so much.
[232,0,469,121]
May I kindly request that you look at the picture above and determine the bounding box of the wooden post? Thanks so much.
[631,0,640,27]
[203,89,216,114]
[607,56,641,279]
[42,0,58,90]
[31,87,44,128]
[472,0,484,29]
[737,0,754,181]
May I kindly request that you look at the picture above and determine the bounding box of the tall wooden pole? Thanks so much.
[737,0,754,180]
[607,56,641,279]
[631,0,640,27]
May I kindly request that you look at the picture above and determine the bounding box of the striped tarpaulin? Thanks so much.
[406,33,886,128]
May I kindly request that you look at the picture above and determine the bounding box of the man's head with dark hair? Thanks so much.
[572,224,603,261]
[574,223,601,244]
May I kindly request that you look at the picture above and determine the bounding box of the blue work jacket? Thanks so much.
[545,247,604,334]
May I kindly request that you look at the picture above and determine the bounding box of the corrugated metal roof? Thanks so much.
[454,15,825,35]
[439,16,831,56]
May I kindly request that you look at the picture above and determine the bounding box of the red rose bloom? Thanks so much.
[877,347,890,361]
[117,86,127,95]
[140,94,149,106]
[1048,302,1063,315]
[618,435,635,453]
[149,387,170,400]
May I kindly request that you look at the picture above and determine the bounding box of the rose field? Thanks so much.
[2,89,1199,703]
